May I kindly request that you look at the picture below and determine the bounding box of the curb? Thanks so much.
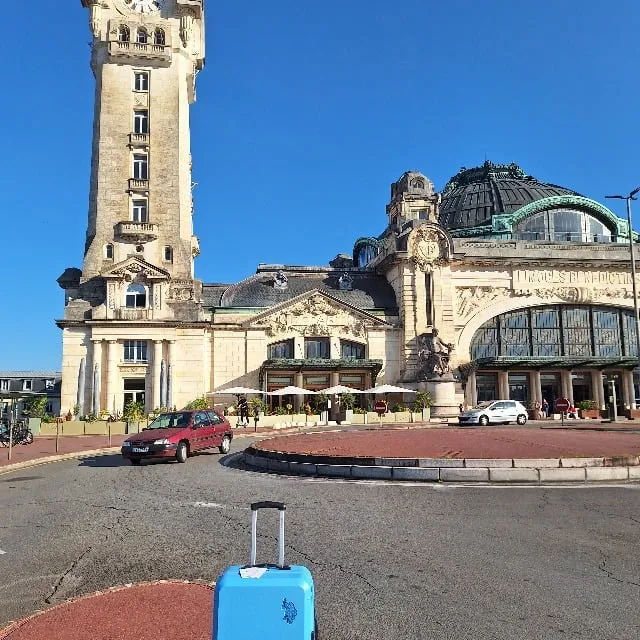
[0,448,122,475]
[243,448,640,484]
[0,579,214,639]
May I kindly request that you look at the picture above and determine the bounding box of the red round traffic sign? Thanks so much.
[374,400,387,415]
[555,397,571,412]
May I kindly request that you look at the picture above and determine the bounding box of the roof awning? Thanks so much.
[473,357,640,370]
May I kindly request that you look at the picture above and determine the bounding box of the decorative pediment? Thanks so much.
[102,256,170,282]
[245,290,391,338]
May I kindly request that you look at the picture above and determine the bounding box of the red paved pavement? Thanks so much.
[0,582,213,640]
[253,427,640,459]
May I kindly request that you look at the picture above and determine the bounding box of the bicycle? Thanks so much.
[0,421,34,446]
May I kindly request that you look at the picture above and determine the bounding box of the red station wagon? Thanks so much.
[121,409,233,465]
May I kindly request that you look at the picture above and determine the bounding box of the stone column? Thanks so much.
[106,340,118,415]
[295,372,304,413]
[153,340,163,411]
[498,371,509,400]
[561,371,573,404]
[627,370,637,410]
[167,340,176,409]
[622,370,634,411]
[465,371,477,409]
[530,371,542,407]
[91,340,102,415]
[591,370,605,410]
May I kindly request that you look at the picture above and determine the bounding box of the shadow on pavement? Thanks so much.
[78,454,131,468]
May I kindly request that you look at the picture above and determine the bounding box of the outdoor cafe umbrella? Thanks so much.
[268,386,316,396]
[320,385,366,395]
[362,384,417,395]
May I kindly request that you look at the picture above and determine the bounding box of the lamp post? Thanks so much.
[606,189,640,412]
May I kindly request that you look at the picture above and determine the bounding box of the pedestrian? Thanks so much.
[542,398,550,418]
[238,396,249,427]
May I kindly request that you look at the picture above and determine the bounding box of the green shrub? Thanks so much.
[249,397,264,416]
[341,392,355,410]
[391,404,405,413]
[182,396,209,410]
[123,400,145,423]
[82,413,98,422]
[412,391,433,412]
[576,400,597,411]
[24,396,48,418]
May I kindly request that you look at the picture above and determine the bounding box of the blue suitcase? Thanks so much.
[213,501,317,639]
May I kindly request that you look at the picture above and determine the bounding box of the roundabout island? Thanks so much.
[244,426,640,484]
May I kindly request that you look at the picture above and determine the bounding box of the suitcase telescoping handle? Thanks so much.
[250,502,286,568]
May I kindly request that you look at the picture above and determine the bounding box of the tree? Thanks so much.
[341,392,355,410]
[123,400,145,424]
[182,396,209,410]
[413,391,433,412]
[24,396,48,418]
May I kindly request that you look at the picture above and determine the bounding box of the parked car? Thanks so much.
[459,400,528,426]
[121,409,233,465]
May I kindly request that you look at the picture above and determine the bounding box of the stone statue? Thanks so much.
[273,270,288,291]
[417,328,454,378]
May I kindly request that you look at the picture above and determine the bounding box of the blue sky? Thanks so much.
[2,0,640,370]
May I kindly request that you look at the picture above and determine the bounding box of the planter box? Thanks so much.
[367,412,381,423]
[338,409,354,424]
[579,409,600,419]
[394,411,412,423]
[351,414,366,424]
[625,409,640,419]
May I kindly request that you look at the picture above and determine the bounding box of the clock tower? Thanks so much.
[57,1,207,417]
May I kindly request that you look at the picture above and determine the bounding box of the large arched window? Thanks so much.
[118,25,130,42]
[125,283,147,309]
[136,28,148,44]
[267,339,294,359]
[471,305,638,361]
[515,209,614,243]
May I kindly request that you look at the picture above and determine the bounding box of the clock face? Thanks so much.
[123,0,164,14]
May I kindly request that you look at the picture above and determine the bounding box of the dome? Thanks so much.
[439,161,580,231]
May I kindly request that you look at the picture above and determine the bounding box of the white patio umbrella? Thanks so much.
[320,385,366,395]
[362,384,417,394]
[268,386,317,396]
[207,386,264,396]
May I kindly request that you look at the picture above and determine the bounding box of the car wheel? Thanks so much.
[516,414,527,425]
[219,435,231,454]
[176,441,189,463]
[130,459,141,466]
[478,415,489,426]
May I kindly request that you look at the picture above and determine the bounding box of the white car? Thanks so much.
[459,400,528,426]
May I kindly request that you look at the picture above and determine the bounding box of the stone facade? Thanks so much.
[57,2,640,419]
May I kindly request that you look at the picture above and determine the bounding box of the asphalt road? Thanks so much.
[1,441,640,639]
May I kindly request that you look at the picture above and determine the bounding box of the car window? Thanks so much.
[492,402,506,410]
[146,412,191,429]
[194,411,211,428]
[207,410,222,425]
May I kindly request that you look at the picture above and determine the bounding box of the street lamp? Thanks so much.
[606,188,640,412]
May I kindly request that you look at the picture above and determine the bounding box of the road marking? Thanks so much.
[193,501,225,508]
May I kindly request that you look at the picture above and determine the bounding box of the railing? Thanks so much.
[114,308,152,321]
[129,132,149,146]
[116,221,159,241]
[128,178,149,192]
[109,41,171,60]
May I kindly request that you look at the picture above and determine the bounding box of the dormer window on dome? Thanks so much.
[273,271,288,291]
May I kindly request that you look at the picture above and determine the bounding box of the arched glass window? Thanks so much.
[341,340,365,359]
[118,25,130,42]
[267,339,294,359]
[354,242,379,268]
[125,283,146,309]
[137,28,148,44]
[105,244,114,260]
[515,209,614,243]
[154,28,166,45]
[471,305,638,361]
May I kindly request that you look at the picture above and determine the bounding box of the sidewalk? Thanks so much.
[0,582,213,640]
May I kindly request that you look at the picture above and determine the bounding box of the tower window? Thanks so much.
[136,28,148,44]
[105,244,114,260]
[134,72,149,92]
[133,154,148,180]
[118,25,130,42]
[132,199,148,222]
[133,110,149,134]
[163,246,173,262]
[154,28,166,45]
[123,340,148,363]
[125,283,147,308]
